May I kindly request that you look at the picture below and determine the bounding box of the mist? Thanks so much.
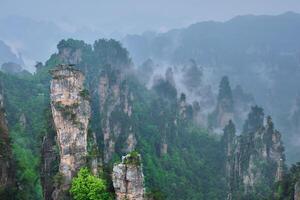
[1,1,300,199]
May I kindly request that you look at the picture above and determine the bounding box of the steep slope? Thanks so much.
[123,12,300,163]
[0,70,49,199]
[223,106,285,199]
[99,66,136,163]
[39,39,227,199]
[0,37,295,200]
[50,64,91,199]
[0,82,15,199]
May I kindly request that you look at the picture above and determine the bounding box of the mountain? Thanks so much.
[123,12,300,163]
[0,38,297,200]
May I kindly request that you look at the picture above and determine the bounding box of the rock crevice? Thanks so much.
[112,153,145,200]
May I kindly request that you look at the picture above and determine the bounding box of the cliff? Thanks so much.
[99,66,136,163]
[224,106,285,199]
[295,181,300,200]
[40,111,58,200]
[50,64,91,198]
[112,152,145,200]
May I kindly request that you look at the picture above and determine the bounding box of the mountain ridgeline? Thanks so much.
[0,38,298,200]
[123,12,300,164]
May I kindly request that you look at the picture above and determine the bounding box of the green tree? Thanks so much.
[70,168,112,200]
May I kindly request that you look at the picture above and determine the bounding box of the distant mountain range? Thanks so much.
[123,11,300,65]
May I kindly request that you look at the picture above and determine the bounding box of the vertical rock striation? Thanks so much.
[50,64,91,198]
[99,66,136,163]
[112,153,145,200]
[223,106,285,198]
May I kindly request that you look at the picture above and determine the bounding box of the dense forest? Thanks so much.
[0,37,299,200]
[123,12,300,164]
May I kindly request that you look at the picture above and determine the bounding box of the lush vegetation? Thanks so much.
[0,71,48,199]
[1,38,298,200]
[70,168,112,200]
[273,163,300,199]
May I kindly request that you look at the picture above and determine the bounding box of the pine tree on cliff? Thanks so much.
[243,105,264,133]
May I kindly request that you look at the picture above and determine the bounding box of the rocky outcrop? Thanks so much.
[112,152,145,200]
[210,76,234,131]
[99,66,136,163]
[50,64,91,198]
[0,83,15,195]
[223,106,285,198]
[57,40,87,65]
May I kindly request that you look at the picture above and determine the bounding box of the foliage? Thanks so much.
[128,77,226,199]
[0,71,48,199]
[272,162,300,200]
[0,38,266,200]
[70,168,112,200]
[124,151,141,166]
[243,105,264,133]
[152,78,177,101]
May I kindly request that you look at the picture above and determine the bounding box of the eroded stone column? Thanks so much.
[50,64,91,198]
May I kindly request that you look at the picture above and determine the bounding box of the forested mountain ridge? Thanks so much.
[123,12,300,164]
[0,38,299,200]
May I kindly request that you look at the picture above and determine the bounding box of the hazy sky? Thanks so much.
[1,0,300,35]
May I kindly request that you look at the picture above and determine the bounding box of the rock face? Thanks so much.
[295,181,300,200]
[223,106,285,198]
[112,153,145,200]
[40,115,58,200]
[50,64,91,198]
[98,66,136,163]
[41,134,57,200]
[0,83,14,194]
